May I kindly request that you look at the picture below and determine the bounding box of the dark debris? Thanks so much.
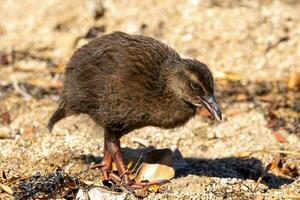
[216,79,300,136]
[13,168,80,200]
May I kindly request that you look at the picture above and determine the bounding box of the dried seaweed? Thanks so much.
[13,168,79,200]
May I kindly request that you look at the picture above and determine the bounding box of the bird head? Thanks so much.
[169,59,222,121]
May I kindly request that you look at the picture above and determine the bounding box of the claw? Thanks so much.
[90,163,104,169]
[130,179,170,189]
[98,135,169,195]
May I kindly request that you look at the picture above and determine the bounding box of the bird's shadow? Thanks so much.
[75,147,294,189]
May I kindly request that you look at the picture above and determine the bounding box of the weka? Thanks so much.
[48,31,222,189]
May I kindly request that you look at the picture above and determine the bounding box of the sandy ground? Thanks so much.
[0,0,299,199]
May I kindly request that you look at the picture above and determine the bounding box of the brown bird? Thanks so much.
[48,31,222,190]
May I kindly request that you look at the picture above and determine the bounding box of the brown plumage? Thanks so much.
[48,31,221,190]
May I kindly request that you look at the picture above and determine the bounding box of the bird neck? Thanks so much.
[164,60,186,99]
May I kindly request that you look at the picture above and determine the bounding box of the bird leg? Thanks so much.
[105,138,169,191]
[105,138,132,185]
[100,141,113,181]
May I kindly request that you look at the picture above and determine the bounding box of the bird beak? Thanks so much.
[198,96,222,122]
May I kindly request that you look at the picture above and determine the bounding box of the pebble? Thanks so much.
[0,127,13,139]
[220,179,228,185]
[241,184,250,191]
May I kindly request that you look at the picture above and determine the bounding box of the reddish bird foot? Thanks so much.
[98,136,169,193]
[110,172,169,188]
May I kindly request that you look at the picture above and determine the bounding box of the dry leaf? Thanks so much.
[135,149,175,183]
[0,183,13,195]
[287,71,300,89]
[148,184,160,193]
[254,154,281,191]
[135,163,174,183]
[272,131,286,143]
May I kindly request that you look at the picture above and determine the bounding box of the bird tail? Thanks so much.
[47,100,67,132]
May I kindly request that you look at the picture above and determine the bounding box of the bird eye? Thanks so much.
[191,83,201,91]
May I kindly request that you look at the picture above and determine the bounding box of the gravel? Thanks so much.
[0,0,299,199]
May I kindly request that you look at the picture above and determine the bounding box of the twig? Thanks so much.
[120,162,133,178]
[254,154,281,191]
[0,183,13,195]
[131,137,150,147]
[129,153,144,176]
[12,80,32,100]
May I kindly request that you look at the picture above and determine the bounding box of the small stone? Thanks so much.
[229,178,238,184]
[76,188,88,200]
[87,187,126,200]
[241,184,250,191]
[220,179,228,185]
[207,131,216,139]
[0,127,13,139]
